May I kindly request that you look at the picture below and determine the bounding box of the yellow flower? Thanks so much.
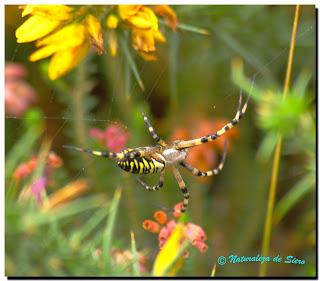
[16,5,73,43]
[85,14,104,55]
[29,23,90,80]
[118,5,142,20]
[106,14,119,29]
[21,5,73,20]
[16,5,104,80]
[106,15,119,56]
[152,224,186,276]
[117,5,167,60]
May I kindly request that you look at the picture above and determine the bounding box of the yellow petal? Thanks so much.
[152,224,185,276]
[29,45,58,61]
[128,7,158,30]
[118,5,142,20]
[48,42,89,80]
[22,5,73,21]
[132,29,155,52]
[36,24,86,50]
[16,15,61,43]
[153,5,178,31]
[85,14,104,55]
[154,30,166,43]
[138,51,157,61]
[106,14,119,29]
[127,15,154,30]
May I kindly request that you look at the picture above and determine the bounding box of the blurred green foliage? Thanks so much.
[5,5,316,277]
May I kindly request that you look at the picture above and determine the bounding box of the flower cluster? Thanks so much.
[16,5,103,80]
[15,5,177,80]
[142,203,208,256]
[14,151,63,205]
[14,151,62,181]
[5,62,37,116]
[89,122,130,152]
[107,5,177,61]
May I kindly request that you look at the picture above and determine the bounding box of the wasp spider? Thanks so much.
[64,92,249,212]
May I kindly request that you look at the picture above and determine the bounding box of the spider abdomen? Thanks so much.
[117,157,165,174]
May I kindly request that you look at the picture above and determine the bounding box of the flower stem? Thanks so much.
[70,61,99,188]
[259,5,300,276]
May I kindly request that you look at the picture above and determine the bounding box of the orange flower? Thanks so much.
[13,151,62,181]
[42,179,89,211]
[142,219,160,233]
[153,210,168,225]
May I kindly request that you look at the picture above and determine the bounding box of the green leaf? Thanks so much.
[257,132,278,161]
[70,202,110,246]
[130,231,140,277]
[291,70,312,98]
[102,188,122,266]
[274,175,315,224]
[176,22,209,35]
[120,35,145,91]
[21,194,109,232]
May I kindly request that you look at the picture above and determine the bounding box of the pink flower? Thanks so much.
[31,176,47,205]
[159,226,169,242]
[192,240,208,253]
[5,62,37,116]
[143,204,209,256]
[89,122,129,152]
[186,223,207,243]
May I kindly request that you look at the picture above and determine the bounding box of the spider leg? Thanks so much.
[171,166,189,213]
[137,170,165,191]
[176,89,250,149]
[141,112,167,146]
[180,140,227,176]
[63,145,124,159]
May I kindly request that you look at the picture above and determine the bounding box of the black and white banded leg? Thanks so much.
[171,166,189,213]
[176,89,251,149]
[137,170,165,191]
[141,112,167,146]
[180,140,228,177]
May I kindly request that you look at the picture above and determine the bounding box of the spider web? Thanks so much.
[4,15,314,210]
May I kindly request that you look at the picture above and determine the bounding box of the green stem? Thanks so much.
[69,62,99,188]
[259,5,300,276]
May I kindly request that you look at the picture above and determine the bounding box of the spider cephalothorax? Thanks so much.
[64,92,249,212]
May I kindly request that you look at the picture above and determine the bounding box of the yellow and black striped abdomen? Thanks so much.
[117,157,165,174]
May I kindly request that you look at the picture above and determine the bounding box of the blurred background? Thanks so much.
[5,5,316,277]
